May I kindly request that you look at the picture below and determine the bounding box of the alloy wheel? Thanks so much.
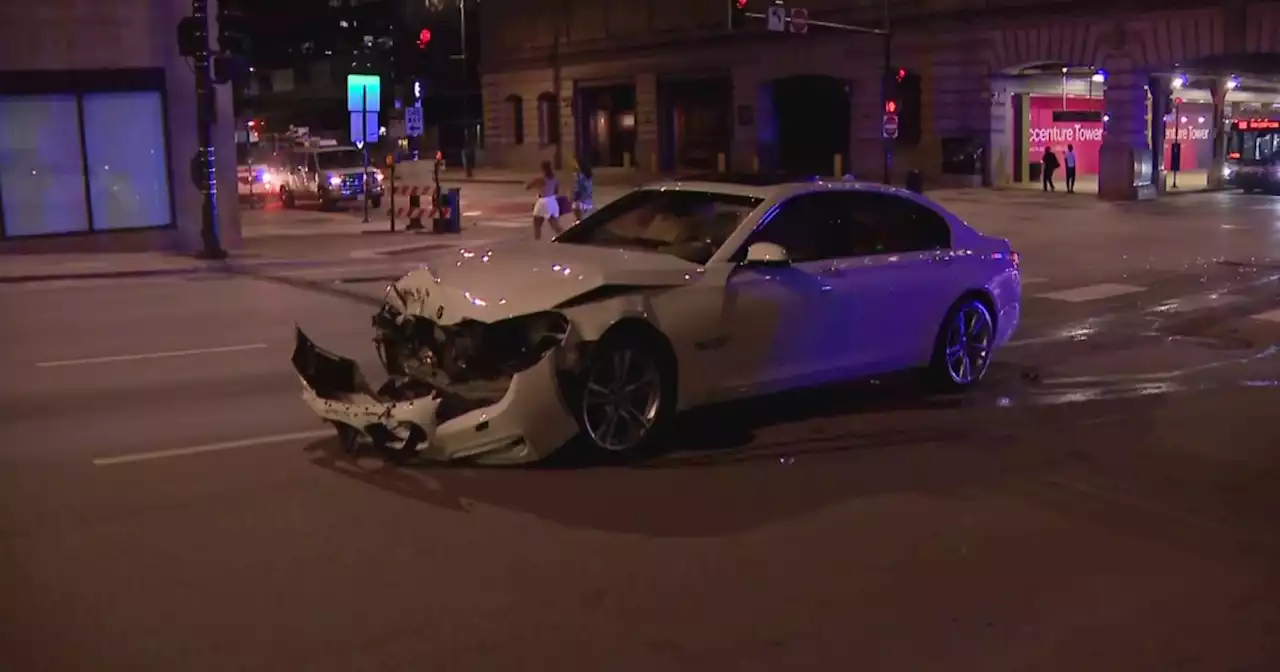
[944,303,994,385]
[581,347,663,452]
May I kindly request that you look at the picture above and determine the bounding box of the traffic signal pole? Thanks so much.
[881,0,892,185]
[191,0,226,259]
[739,4,893,184]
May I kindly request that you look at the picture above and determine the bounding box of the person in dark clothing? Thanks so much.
[1063,143,1078,193]
[1042,148,1060,192]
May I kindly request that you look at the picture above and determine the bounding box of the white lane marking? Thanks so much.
[93,429,333,466]
[1251,308,1280,322]
[1020,277,1049,284]
[463,210,482,216]
[1037,282,1145,303]
[36,343,267,368]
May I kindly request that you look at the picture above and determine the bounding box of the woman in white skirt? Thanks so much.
[525,160,563,240]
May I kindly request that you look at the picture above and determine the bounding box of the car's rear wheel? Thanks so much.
[575,332,674,457]
[927,297,995,392]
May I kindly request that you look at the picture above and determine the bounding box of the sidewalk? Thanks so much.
[0,221,516,284]
[395,162,657,187]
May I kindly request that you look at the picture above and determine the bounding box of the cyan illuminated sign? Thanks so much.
[346,74,381,112]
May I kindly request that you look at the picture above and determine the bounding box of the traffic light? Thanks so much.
[417,28,432,49]
[897,70,922,145]
[213,1,250,84]
[176,16,205,58]
[216,2,249,56]
[730,0,749,30]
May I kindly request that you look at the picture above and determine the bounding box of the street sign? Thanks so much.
[346,74,381,113]
[405,105,423,137]
[766,5,787,32]
[789,8,808,33]
[346,74,381,145]
[882,113,899,139]
[349,111,379,144]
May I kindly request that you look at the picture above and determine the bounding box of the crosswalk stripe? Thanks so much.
[1037,282,1145,302]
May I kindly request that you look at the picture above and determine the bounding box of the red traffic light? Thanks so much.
[417,28,432,48]
[885,100,897,113]
[735,0,747,8]
[896,68,906,81]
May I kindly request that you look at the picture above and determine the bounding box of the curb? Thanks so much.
[0,258,324,285]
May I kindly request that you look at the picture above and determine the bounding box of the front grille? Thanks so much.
[340,173,375,193]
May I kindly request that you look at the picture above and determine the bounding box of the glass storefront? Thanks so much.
[0,74,173,238]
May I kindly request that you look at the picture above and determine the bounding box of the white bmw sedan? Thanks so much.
[292,178,1022,464]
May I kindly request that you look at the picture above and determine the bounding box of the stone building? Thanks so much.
[478,0,1280,200]
[0,0,240,252]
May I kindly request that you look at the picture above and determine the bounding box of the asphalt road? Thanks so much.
[2,191,1280,671]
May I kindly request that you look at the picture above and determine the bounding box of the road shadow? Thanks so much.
[301,369,1052,539]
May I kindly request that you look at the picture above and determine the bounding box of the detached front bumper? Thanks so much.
[291,328,579,465]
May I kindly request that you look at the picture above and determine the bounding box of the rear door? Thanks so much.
[837,191,957,372]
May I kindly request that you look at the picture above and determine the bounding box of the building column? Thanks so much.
[1098,64,1156,200]
[1208,78,1229,188]
[1148,75,1170,194]
[988,80,1014,188]
[730,68,775,173]
[635,74,658,171]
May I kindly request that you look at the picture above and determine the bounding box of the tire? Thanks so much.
[926,296,996,392]
[281,188,296,208]
[572,330,676,459]
[369,195,382,209]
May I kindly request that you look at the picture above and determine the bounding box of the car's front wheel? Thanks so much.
[927,297,995,392]
[575,332,674,458]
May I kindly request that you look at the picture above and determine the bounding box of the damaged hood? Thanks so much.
[390,241,702,323]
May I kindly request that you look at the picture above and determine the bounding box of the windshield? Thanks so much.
[315,150,364,171]
[554,189,763,264]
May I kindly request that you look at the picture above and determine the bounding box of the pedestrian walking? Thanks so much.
[571,157,594,223]
[1063,143,1078,193]
[525,160,563,241]
[1042,147,1060,192]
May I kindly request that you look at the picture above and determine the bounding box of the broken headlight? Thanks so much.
[374,307,570,384]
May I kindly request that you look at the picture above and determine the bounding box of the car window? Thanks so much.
[555,189,763,265]
[845,192,952,255]
[316,150,363,171]
[744,192,859,263]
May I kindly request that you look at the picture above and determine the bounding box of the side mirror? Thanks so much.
[743,242,790,266]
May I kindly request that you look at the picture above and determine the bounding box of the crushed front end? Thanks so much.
[292,292,583,464]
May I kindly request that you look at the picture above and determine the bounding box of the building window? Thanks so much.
[507,94,524,145]
[0,70,174,238]
[82,92,172,231]
[0,95,91,236]
[537,92,558,145]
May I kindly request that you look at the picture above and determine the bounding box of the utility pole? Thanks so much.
[881,0,892,185]
[551,0,564,170]
[452,0,475,177]
[190,0,226,259]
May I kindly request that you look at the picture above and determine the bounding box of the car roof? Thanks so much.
[639,176,919,201]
